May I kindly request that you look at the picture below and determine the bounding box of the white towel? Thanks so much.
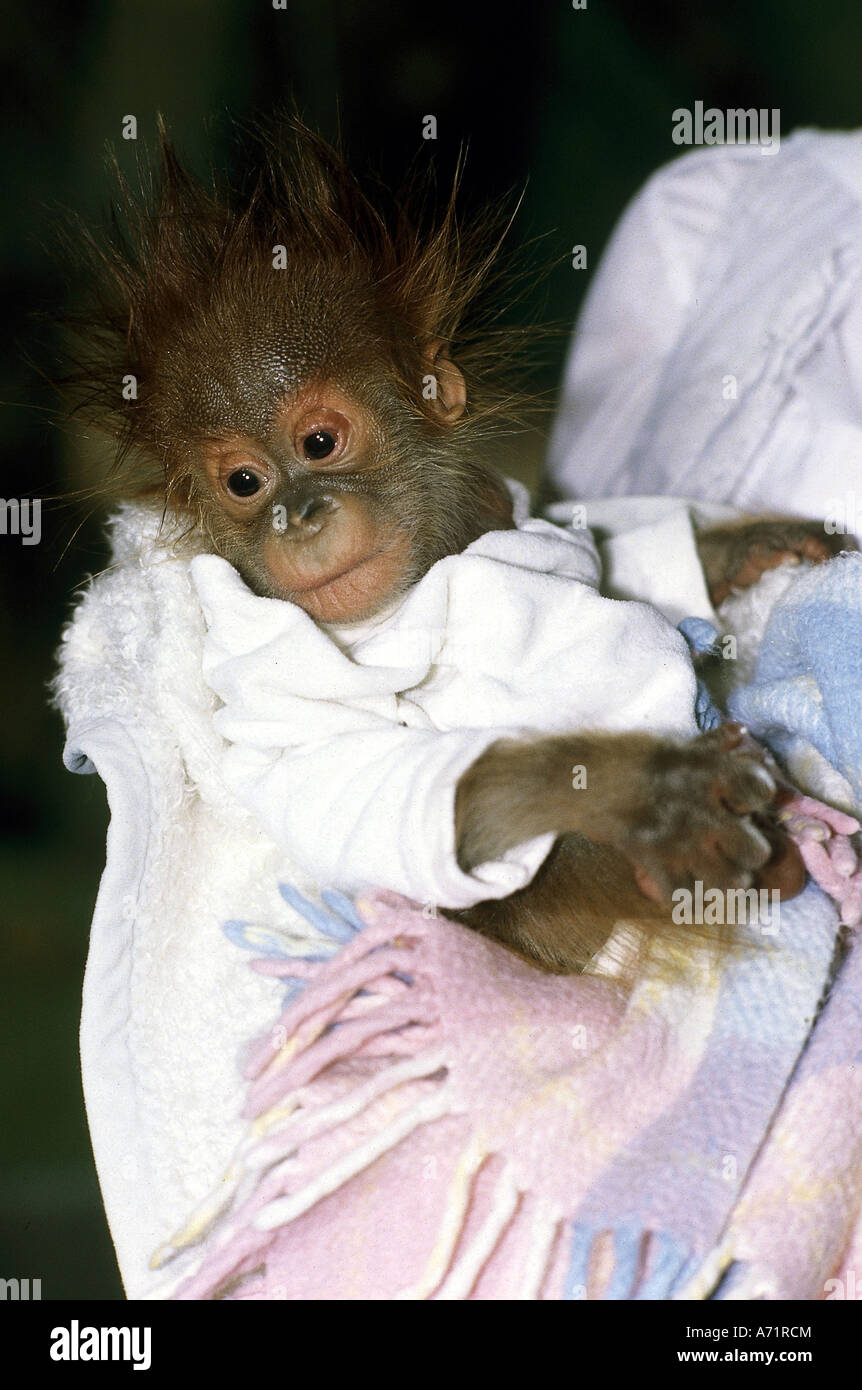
[54,507,331,1296]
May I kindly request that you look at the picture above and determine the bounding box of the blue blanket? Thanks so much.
[728,553,862,804]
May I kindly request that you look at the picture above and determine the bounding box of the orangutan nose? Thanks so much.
[281,494,337,537]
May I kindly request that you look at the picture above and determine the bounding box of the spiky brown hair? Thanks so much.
[58,114,540,519]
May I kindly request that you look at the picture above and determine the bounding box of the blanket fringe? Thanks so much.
[152,912,467,1297]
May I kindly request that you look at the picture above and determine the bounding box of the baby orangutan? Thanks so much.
[63,118,846,973]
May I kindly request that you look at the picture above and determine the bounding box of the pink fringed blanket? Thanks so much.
[150,853,862,1300]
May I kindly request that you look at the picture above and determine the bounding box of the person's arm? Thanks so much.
[547,147,751,500]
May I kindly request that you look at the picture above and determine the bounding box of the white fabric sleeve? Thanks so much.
[219,726,554,912]
[548,131,862,526]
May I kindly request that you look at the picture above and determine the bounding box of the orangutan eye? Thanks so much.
[227,468,263,497]
[303,430,337,461]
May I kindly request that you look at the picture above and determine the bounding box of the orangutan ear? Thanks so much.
[422,340,467,422]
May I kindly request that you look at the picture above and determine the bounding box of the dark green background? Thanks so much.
[2,0,861,1300]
